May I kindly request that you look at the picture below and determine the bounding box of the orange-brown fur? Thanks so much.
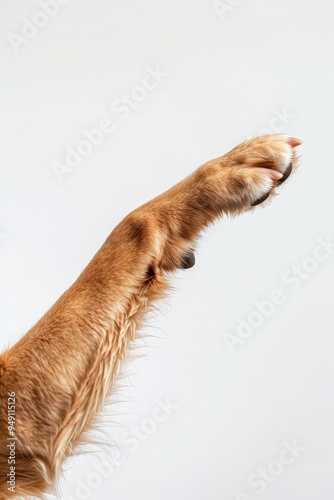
[0,135,301,498]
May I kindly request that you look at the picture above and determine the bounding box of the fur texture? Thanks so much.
[0,134,302,498]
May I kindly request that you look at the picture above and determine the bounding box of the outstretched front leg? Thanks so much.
[0,134,301,498]
[137,134,301,273]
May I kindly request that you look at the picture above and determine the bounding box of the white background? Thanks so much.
[1,1,334,499]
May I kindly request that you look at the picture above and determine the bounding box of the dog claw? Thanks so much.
[278,162,293,185]
[251,192,270,207]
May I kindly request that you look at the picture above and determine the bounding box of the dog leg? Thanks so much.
[0,134,301,498]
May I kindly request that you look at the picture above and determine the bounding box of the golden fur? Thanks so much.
[0,134,301,498]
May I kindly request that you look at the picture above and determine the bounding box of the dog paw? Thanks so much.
[228,134,302,208]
